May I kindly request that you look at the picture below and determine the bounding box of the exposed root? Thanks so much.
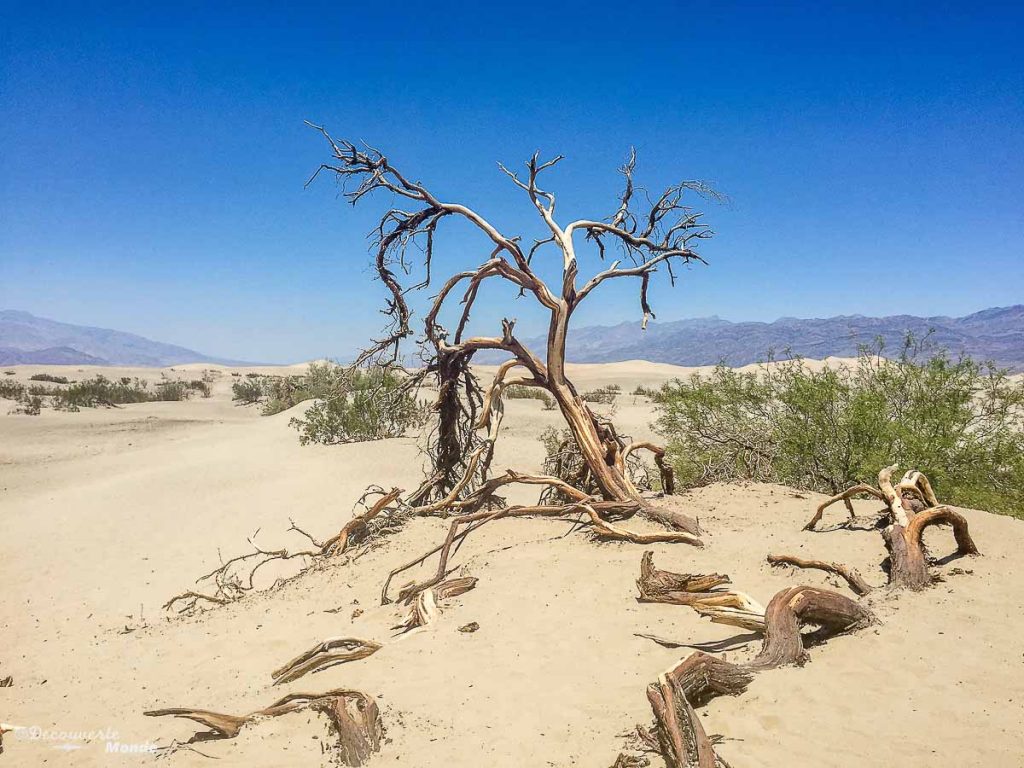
[272,638,382,685]
[747,585,874,669]
[146,688,382,765]
[383,499,702,604]
[637,551,729,600]
[767,553,873,596]
[640,585,873,767]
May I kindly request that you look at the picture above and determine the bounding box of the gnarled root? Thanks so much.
[647,652,753,768]
[767,553,873,596]
[884,505,979,590]
[272,638,382,685]
[641,585,873,767]
[803,466,981,590]
[146,688,382,764]
[747,585,874,669]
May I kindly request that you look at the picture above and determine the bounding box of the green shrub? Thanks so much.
[13,393,42,415]
[29,373,70,384]
[188,379,212,398]
[0,380,25,399]
[289,367,428,445]
[653,342,1024,518]
[582,386,619,405]
[154,380,191,401]
[632,384,658,397]
[53,376,158,410]
[231,377,267,405]
[505,384,557,410]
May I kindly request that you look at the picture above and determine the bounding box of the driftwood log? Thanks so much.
[145,688,382,765]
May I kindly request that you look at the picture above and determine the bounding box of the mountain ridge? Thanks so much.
[481,305,1024,371]
[0,310,253,367]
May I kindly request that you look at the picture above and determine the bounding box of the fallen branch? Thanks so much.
[767,553,873,596]
[322,487,404,555]
[382,498,701,604]
[272,638,382,685]
[146,688,382,765]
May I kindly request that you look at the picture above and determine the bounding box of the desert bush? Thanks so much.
[188,379,212,398]
[504,384,557,410]
[154,380,191,401]
[0,380,25,399]
[582,385,619,405]
[654,341,1024,518]
[53,376,159,410]
[231,377,267,405]
[29,373,70,384]
[3,370,14,376]
[631,384,658,397]
[13,393,43,415]
[289,367,428,445]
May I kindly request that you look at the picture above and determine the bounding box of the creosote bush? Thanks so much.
[289,366,428,445]
[653,341,1024,518]
[582,384,621,405]
[504,384,556,410]
[29,373,70,384]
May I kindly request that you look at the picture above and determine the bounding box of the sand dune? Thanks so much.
[1,362,1022,766]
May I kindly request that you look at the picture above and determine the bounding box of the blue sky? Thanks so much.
[2,1,1021,363]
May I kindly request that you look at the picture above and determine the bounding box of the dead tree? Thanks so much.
[307,130,715,518]
[803,465,979,590]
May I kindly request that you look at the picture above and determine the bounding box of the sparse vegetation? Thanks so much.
[29,373,70,384]
[653,340,1024,518]
[289,367,428,445]
[0,380,25,399]
[4,370,15,376]
[582,384,621,405]
[504,384,556,410]
[228,362,428,443]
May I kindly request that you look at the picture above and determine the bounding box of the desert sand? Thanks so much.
[2,361,1022,766]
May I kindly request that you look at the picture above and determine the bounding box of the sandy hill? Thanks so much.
[1,362,1021,766]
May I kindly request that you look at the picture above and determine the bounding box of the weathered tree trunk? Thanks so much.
[748,586,873,670]
[547,303,640,503]
[884,505,979,590]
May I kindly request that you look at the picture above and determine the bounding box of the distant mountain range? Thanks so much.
[4,306,1021,370]
[0,310,250,367]
[482,305,1024,371]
